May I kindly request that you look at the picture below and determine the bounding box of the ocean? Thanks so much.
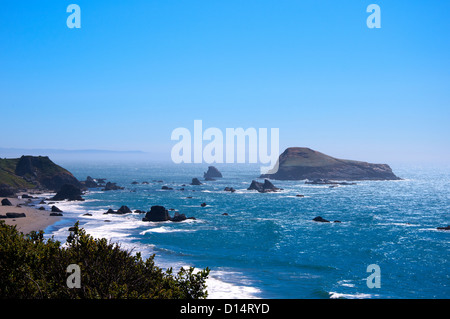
[42,161,449,299]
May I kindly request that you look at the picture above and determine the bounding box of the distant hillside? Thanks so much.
[0,156,81,194]
[0,147,149,162]
[261,147,401,181]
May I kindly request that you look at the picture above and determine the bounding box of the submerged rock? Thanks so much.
[437,225,450,231]
[224,187,236,192]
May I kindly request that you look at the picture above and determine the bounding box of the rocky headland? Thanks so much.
[0,155,81,195]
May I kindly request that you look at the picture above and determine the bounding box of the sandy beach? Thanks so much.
[0,195,61,234]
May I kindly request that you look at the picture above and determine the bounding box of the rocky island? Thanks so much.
[260,147,400,181]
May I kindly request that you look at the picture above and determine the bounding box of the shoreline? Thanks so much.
[0,194,61,235]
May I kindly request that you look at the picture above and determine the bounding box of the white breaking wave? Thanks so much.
[206,275,261,299]
[329,291,374,299]
[140,227,196,234]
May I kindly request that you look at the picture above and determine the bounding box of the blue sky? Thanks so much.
[1,1,449,163]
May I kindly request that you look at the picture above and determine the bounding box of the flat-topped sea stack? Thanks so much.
[261,147,400,181]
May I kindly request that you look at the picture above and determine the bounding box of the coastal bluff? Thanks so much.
[0,155,81,194]
[260,147,400,181]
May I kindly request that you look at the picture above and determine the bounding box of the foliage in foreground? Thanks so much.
[0,221,209,299]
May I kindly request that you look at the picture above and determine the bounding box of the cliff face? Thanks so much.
[260,147,400,181]
[0,155,81,192]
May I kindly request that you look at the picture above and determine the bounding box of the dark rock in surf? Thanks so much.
[50,212,63,216]
[171,212,187,222]
[312,216,330,223]
[102,182,124,191]
[82,176,99,188]
[52,184,84,201]
[247,179,280,193]
[51,206,63,213]
[191,178,202,185]
[142,205,171,222]
[117,205,132,214]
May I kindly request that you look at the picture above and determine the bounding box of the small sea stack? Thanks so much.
[204,166,222,180]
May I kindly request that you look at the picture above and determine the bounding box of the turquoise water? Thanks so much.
[44,162,449,299]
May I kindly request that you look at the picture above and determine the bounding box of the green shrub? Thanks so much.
[0,221,209,299]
